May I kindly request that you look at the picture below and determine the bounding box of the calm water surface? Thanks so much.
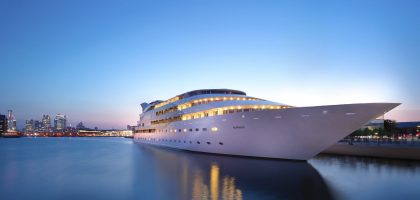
[1,137,419,200]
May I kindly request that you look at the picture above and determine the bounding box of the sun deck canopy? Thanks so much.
[179,89,246,98]
[143,89,247,112]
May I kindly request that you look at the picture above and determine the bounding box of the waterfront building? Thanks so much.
[25,119,34,133]
[42,114,51,132]
[34,120,42,132]
[133,89,399,160]
[361,119,384,130]
[54,114,67,131]
[127,125,136,132]
[76,122,85,130]
[7,110,17,132]
[0,114,6,134]
[396,121,420,137]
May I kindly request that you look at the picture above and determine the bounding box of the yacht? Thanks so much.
[134,89,399,160]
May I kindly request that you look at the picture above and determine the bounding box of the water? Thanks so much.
[1,138,419,200]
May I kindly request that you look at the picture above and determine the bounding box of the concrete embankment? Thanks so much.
[322,143,420,160]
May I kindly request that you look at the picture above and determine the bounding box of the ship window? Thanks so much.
[197,141,200,144]
[189,128,193,132]
[183,129,187,132]
[207,142,211,145]
[179,129,182,132]
[211,127,218,132]
[190,141,192,143]
[184,141,186,143]
[202,128,207,131]
[195,128,199,131]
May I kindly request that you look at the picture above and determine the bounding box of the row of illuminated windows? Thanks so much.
[151,116,182,125]
[155,127,218,133]
[137,129,156,133]
[154,96,181,109]
[137,137,224,146]
[155,96,262,116]
[137,127,218,133]
[151,104,290,125]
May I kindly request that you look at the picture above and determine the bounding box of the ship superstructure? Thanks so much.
[134,89,399,160]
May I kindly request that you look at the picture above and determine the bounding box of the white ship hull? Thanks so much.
[134,103,399,160]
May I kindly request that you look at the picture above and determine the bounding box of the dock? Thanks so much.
[322,141,420,160]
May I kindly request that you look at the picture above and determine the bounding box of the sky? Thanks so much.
[0,0,419,129]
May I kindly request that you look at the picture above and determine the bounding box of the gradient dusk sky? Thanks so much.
[1,0,419,129]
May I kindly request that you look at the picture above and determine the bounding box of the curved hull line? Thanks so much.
[134,103,400,160]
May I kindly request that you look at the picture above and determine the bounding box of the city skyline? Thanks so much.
[1,0,419,129]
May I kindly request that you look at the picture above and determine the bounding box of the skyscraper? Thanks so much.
[54,114,67,131]
[7,110,17,132]
[42,114,51,132]
[25,119,34,133]
[0,114,7,134]
[34,120,42,132]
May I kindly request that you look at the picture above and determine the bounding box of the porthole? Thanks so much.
[197,141,200,144]
[195,128,199,131]
[219,142,224,145]
[189,129,193,132]
[202,128,207,131]
[189,141,192,144]
[179,129,182,132]
[207,142,211,145]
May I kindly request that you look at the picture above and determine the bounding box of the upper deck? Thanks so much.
[142,89,247,112]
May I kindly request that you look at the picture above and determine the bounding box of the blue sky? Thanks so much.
[0,0,419,129]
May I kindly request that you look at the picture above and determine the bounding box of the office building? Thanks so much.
[7,110,17,132]
[25,119,34,133]
[0,114,7,134]
[42,115,51,132]
[54,114,67,131]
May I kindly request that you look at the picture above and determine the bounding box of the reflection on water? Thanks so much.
[7,138,420,200]
[310,154,420,200]
[139,145,333,200]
